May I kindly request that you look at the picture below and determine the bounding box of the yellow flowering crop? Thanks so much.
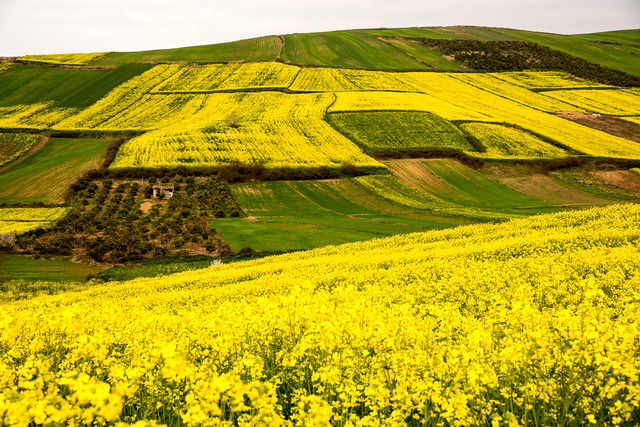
[0,133,41,167]
[289,67,416,92]
[1,204,640,424]
[490,71,612,90]
[17,52,109,65]
[0,207,68,234]
[109,92,381,169]
[460,122,568,159]
[543,89,640,116]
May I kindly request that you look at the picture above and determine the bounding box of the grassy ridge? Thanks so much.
[280,30,428,70]
[91,36,281,66]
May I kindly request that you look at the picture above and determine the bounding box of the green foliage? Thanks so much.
[421,39,640,86]
[327,111,472,152]
[0,254,103,283]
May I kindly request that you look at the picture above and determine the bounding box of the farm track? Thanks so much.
[0,135,48,173]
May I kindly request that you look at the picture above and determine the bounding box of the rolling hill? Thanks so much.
[1,23,640,424]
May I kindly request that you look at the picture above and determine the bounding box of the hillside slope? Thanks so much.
[2,204,640,424]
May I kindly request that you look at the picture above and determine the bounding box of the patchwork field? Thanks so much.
[3,205,640,423]
[1,24,640,425]
[458,122,567,159]
[17,52,109,65]
[0,137,110,204]
[213,177,472,252]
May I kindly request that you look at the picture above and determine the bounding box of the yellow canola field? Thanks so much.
[542,89,640,116]
[153,62,300,93]
[460,123,568,159]
[623,116,640,125]
[0,207,68,234]
[289,67,416,92]
[46,63,640,164]
[0,103,78,130]
[449,73,584,113]
[329,91,491,121]
[110,92,381,169]
[2,204,640,424]
[398,73,640,158]
[490,71,611,89]
[17,52,108,65]
[54,64,187,131]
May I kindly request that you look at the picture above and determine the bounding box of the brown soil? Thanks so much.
[139,201,153,212]
[556,112,640,143]
[384,159,451,194]
[588,170,640,193]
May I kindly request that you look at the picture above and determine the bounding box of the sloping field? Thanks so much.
[0,137,110,204]
[383,38,467,70]
[385,159,560,215]
[0,207,68,234]
[152,62,300,93]
[3,205,640,424]
[108,92,380,169]
[448,73,586,113]
[459,123,568,159]
[327,111,472,151]
[91,36,282,66]
[490,71,612,89]
[280,30,428,70]
[213,176,473,251]
[0,63,151,129]
[493,28,640,76]
[543,89,640,116]
[0,133,41,168]
[288,67,416,92]
[17,52,108,65]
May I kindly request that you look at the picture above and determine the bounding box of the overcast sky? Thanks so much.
[1,0,638,56]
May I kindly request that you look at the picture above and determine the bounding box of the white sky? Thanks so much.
[0,0,639,56]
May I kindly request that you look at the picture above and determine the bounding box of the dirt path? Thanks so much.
[0,135,48,173]
[276,35,285,60]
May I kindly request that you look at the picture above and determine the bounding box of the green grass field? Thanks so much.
[0,63,151,110]
[280,31,428,70]
[327,111,473,151]
[0,137,110,204]
[385,159,568,215]
[91,36,281,66]
[383,38,467,70]
[212,177,474,252]
[0,254,103,282]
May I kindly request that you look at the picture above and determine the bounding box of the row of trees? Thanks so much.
[16,177,237,263]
